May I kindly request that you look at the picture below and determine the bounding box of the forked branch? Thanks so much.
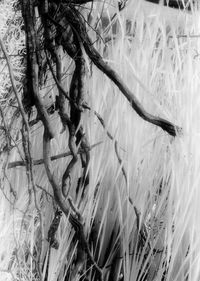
[62,6,181,137]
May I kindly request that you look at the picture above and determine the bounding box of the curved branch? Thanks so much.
[43,127,69,215]
[64,7,181,137]
[21,0,55,139]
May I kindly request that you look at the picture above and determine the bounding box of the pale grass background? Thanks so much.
[0,0,200,280]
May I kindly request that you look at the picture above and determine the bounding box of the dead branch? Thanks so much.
[1,30,44,279]
[8,142,102,169]
[21,0,55,139]
[16,1,181,280]
[61,7,181,137]
[43,126,70,215]
[43,126,103,279]
[0,39,29,130]
[47,208,62,249]
[45,17,90,198]
[68,197,103,280]
[46,63,128,190]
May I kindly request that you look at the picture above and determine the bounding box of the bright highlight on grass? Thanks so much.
[0,0,200,280]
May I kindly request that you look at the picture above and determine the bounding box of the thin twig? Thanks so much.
[43,127,103,279]
[68,197,103,280]
[114,140,128,183]
[46,63,128,187]
[43,127,69,215]
[36,184,55,199]
[0,39,29,130]
[1,34,43,279]
[8,141,102,169]
[0,105,17,199]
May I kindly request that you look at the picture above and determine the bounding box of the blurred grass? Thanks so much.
[1,0,200,280]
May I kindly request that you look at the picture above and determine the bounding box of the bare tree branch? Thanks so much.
[21,0,55,139]
[61,7,182,137]
[0,39,29,130]
[8,141,102,169]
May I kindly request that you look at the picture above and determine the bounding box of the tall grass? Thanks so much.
[1,0,200,280]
